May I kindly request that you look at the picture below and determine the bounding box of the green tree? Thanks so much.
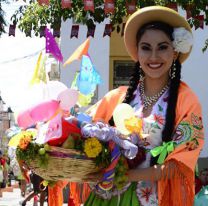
[11,0,208,50]
[0,0,7,37]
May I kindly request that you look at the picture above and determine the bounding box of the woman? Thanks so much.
[77,6,204,206]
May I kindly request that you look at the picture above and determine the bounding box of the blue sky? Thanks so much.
[0,1,45,112]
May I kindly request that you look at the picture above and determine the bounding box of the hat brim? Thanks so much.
[124,6,192,63]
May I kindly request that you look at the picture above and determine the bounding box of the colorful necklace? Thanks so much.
[139,79,169,110]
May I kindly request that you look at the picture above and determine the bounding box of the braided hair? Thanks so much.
[111,21,182,166]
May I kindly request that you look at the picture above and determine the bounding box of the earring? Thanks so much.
[139,65,144,80]
[169,61,176,79]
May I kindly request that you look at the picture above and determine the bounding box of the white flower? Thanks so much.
[172,27,193,53]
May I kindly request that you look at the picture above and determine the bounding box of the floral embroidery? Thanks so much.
[154,114,165,125]
[140,187,153,202]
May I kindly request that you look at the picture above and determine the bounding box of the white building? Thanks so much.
[60,10,208,159]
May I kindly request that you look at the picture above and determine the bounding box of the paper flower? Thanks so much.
[18,135,32,150]
[172,27,193,53]
[124,116,142,135]
[84,137,102,158]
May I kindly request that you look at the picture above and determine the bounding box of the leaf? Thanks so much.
[158,104,163,112]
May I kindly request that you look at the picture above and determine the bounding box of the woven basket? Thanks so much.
[28,146,100,182]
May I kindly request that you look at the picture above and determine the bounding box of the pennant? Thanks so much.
[194,15,204,30]
[121,23,126,37]
[186,5,193,19]
[103,24,113,37]
[104,0,115,14]
[40,26,46,37]
[9,24,16,36]
[53,27,61,38]
[25,30,31,37]
[30,52,47,85]
[64,38,90,67]
[45,27,63,62]
[87,25,96,37]
[166,2,178,12]
[84,0,94,12]
[77,55,101,95]
[126,0,136,15]
[61,0,72,9]
[38,0,49,6]
[70,25,79,38]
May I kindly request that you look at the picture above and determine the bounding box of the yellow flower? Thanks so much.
[19,134,32,150]
[84,137,102,158]
[124,116,142,135]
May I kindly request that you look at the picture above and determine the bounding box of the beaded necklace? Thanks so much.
[139,79,169,110]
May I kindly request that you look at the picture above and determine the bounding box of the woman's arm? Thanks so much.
[128,161,177,182]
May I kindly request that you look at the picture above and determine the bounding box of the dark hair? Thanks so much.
[123,21,181,166]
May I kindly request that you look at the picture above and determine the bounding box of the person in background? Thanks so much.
[195,168,208,194]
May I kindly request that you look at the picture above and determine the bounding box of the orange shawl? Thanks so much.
[86,82,204,206]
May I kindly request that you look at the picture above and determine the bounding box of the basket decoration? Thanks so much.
[15,113,141,191]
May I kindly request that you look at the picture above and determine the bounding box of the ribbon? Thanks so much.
[150,141,176,164]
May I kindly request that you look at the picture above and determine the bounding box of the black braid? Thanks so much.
[108,61,141,126]
[162,58,181,141]
[150,58,181,166]
[123,61,141,104]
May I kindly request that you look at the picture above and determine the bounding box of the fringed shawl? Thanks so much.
[86,82,204,206]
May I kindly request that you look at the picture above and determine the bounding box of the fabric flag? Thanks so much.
[45,27,63,62]
[103,24,113,37]
[70,25,79,38]
[61,0,72,9]
[53,27,61,38]
[84,0,94,12]
[104,0,115,14]
[87,25,96,37]
[30,52,47,85]
[63,38,90,67]
[38,0,49,6]
[9,24,16,36]
[194,15,204,30]
[77,55,101,95]
[40,26,46,37]
[166,2,178,11]
[126,0,136,15]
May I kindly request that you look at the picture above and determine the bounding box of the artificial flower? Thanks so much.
[172,27,193,53]
[124,116,142,135]
[18,135,32,150]
[84,137,102,158]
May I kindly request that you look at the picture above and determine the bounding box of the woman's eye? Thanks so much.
[159,45,168,50]
[141,46,150,51]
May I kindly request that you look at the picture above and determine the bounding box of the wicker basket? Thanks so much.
[28,146,100,182]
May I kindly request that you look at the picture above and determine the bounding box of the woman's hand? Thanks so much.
[82,171,103,183]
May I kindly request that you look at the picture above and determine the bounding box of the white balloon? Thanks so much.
[57,89,79,111]
[113,103,135,135]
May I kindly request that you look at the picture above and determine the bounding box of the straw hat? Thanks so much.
[124,6,192,63]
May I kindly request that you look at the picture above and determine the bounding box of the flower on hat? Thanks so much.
[84,137,102,158]
[172,27,193,54]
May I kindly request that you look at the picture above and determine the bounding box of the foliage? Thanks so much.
[11,0,208,50]
[0,0,7,37]
[16,140,49,168]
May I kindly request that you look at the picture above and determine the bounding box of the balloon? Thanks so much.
[17,100,60,129]
[57,89,78,111]
[8,130,37,147]
[45,81,68,100]
[113,103,135,135]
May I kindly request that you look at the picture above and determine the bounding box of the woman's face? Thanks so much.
[137,29,175,80]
